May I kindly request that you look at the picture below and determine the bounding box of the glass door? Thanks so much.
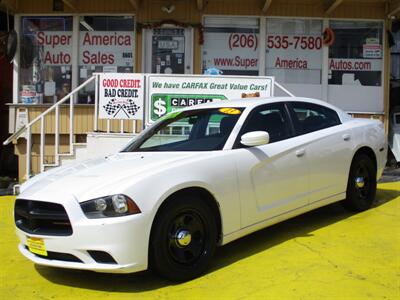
[144,27,193,74]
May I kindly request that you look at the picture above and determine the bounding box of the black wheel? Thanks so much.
[149,195,217,281]
[343,154,377,211]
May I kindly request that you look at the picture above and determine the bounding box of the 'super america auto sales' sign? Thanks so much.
[99,73,144,120]
[35,31,134,67]
[79,31,134,66]
[36,31,73,65]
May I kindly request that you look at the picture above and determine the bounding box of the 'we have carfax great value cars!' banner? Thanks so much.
[147,75,274,123]
[98,74,274,121]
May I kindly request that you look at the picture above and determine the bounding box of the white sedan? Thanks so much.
[15,97,387,281]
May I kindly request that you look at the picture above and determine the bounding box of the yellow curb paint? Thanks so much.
[1,182,399,300]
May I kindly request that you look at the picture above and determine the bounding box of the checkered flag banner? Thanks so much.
[123,99,140,115]
[103,99,119,116]
[103,98,140,118]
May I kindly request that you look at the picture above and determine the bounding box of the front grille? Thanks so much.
[15,199,73,236]
[25,246,82,263]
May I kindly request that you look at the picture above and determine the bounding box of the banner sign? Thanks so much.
[79,31,134,66]
[328,58,382,72]
[99,73,144,119]
[147,75,274,123]
[265,19,323,84]
[266,34,323,70]
[202,16,260,76]
[202,31,260,74]
[36,31,73,66]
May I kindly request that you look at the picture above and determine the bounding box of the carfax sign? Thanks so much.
[99,73,144,119]
[147,75,274,123]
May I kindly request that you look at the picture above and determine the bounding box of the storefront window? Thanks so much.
[78,16,134,103]
[328,20,383,86]
[265,18,323,84]
[202,17,259,76]
[19,17,73,104]
[327,20,384,113]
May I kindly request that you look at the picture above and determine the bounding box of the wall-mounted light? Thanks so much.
[53,0,64,12]
[161,4,175,14]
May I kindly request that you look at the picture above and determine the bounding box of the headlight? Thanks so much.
[80,194,141,219]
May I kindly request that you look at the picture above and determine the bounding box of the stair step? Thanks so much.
[73,143,87,147]
[43,163,58,167]
[59,152,75,157]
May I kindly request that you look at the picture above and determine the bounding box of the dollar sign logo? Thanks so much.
[154,97,167,117]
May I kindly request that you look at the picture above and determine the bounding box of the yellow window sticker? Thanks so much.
[219,108,241,115]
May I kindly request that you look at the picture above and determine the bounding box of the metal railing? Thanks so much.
[3,75,97,180]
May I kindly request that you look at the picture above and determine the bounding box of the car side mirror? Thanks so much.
[240,131,269,147]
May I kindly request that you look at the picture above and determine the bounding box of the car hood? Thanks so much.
[20,152,199,202]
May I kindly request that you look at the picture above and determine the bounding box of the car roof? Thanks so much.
[179,96,353,123]
[182,96,336,111]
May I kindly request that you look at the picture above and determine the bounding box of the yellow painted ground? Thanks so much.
[0,182,399,300]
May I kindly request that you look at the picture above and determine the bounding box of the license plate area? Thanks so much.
[26,237,48,256]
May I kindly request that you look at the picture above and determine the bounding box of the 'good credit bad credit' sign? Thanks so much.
[99,73,144,119]
[147,75,274,123]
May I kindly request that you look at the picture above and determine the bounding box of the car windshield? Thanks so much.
[122,107,244,152]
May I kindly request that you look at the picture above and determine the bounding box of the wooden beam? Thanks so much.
[62,0,77,11]
[196,0,204,11]
[262,0,273,13]
[0,0,17,12]
[325,0,344,16]
[388,2,400,17]
[129,0,141,11]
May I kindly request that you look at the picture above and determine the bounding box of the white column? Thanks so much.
[258,17,266,76]
[321,18,330,102]
[71,16,79,103]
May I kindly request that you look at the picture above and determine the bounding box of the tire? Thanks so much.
[149,195,217,281]
[343,154,377,211]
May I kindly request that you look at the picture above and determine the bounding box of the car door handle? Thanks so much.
[296,149,305,157]
[342,134,351,141]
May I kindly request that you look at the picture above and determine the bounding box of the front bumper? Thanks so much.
[15,197,152,274]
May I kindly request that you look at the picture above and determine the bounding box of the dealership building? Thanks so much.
[0,0,399,180]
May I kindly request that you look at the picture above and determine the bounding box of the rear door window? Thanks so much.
[288,102,341,135]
